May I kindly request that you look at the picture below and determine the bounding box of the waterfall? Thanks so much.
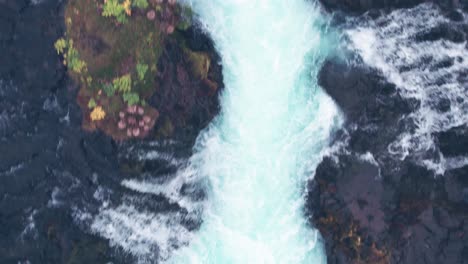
[87,1,341,263]
[169,0,340,262]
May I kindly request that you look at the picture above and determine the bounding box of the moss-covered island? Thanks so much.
[55,0,221,141]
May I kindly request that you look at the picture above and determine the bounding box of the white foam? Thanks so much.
[147,140,178,147]
[121,166,203,210]
[167,0,339,263]
[47,187,63,207]
[42,95,60,112]
[84,0,341,262]
[135,150,184,167]
[345,3,468,174]
[121,140,187,167]
[1,163,25,176]
[85,151,204,263]
[91,204,194,263]
[20,209,38,240]
[30,0,46,5]
[422,154,468,175]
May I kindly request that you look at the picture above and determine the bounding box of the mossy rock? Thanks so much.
[184,48,210,80]
[56,0,198,140]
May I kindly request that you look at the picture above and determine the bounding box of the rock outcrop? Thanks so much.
[309,1,468,262]
[309,60,468,264]
[59,0,223,141]
[0,0,222,263]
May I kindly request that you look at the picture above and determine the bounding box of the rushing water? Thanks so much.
[167,0,340,263]
[345,3,468,174]
[86,0,341,263]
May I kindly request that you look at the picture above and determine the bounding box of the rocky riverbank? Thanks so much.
[309,1,468,263]
[0,0,222,263]
[1,0,467,263]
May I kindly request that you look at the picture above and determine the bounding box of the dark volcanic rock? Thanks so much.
[308,156,388,264]
[0,0,222,263]
[318,59,415,156]
[310,147,468,264]
[415,23,466,43]
[311,3,468,263]
[152,28,223,143]
[0,1,127,262]
[0,0,122,261]
[311,58,468,264]
[435,125,468,157]
[445,166,468,203]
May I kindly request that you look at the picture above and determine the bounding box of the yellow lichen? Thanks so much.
[54,38,67,54]
[123,0,132,16]
[90,106,106,121]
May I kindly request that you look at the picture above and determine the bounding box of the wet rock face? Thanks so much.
[311,3,468,262]
[0,1,122,262]
[152,26,223,142]
[318,60,414,156]
[310,53,468,264]
[0,0,222,263]
[0,0,64,91]
[435,125,468,157]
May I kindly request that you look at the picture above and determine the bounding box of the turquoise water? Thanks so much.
[169,0,341,263]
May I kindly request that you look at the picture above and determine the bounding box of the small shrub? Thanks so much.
[54,38,67,54]
[67,46,87,73]
[88,98,97,109]
[123,92,140,106]
[113,74,132,93]
[102,0,128,23]
[103,83,116,96]
[55,38,87,73]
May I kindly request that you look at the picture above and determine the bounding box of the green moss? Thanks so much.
[113,74,132,93]
[132,0,148,9]
[102,0,128,24]
[57,0,202,140]
[54,38,67,54]
[103,83,116,97]
[136,63,148,81]
[66,46,87,74]
[177,6,193,31]
[87,98,97,109]
[123,92,140,106]
[55,38,88,75]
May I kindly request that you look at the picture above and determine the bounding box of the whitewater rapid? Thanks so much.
[345,3,468,174]
[86,0,341,263]
[167,0,339,263]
